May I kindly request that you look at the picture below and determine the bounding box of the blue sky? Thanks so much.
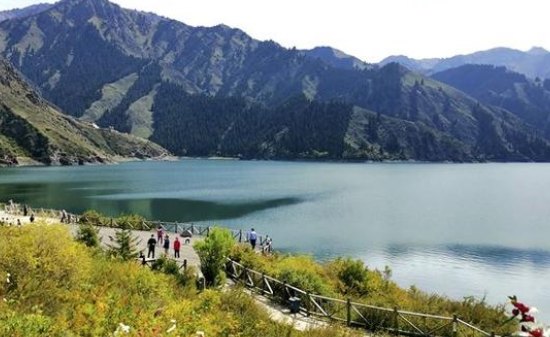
[2,0,549,62]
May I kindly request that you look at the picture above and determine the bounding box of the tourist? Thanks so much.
[163,234,170,255]
[174,237,181,259]
[29,214,35,223]
[147,234,156,259]
[248,228,258,250]
[23,205,28,217]
[157,225,164,245]
[17,219,21,226]
[264,235,273,254]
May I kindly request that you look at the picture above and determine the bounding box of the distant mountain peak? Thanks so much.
[381,46,550,79]
[304,46,369,70]
[528,46,549,55]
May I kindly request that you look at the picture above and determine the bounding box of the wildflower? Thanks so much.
[114,323,130,335]
[196,331,205,337]
[166,319,177,334]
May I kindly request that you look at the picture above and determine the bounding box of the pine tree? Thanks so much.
[76,223,100,248]
[107,229,141,261]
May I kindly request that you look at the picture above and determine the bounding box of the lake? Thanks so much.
[0,160,548,318]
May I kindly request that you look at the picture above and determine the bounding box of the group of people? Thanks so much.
[146,226,182,259]
[1,202,35,226]
[247,228,273,254]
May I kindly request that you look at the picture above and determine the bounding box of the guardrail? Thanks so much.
[3,203,272,250]
[5,202,508,337]
[225,259,503,337]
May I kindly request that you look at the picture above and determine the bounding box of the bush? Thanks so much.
[107,229,141,261]
[76,223,100,248]
[0,225,92,315]
[333,258,370,296]
[194,228,234,287]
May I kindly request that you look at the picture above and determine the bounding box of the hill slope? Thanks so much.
[381,47,550,79]
[432,64,550,137]
[1,0,550,161]
[0,3,53,22]
[0,56,169,165]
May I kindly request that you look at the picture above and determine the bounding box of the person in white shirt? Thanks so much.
[248,228,258,249]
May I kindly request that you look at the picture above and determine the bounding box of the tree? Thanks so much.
[194,228,234,287]
[107,229,141,261]
[76,223,100,248]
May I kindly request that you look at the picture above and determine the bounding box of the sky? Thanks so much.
[1,0,549,62]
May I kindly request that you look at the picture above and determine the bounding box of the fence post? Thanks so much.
[207,227,211,237]
[453,315,458,337]
[347,298,352,326]
[393,307,399,335]
[110,218,113,227]
[306,292,310,317]
[175,222,179,234]
[183,259,187,271]
[239,229,243,243]
[191,223,195,235]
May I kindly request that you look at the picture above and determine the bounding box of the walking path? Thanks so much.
[0,209,332,332]
[0,210,201,267]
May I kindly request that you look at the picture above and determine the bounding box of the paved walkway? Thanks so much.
[1,209,362,334]
[0,210,201,268]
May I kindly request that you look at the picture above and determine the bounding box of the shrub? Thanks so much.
[75,223,100,248]
[107,229,141,261]
[194,228,234,287]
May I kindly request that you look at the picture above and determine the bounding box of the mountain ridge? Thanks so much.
[381,47,550,79]
[0,55,169,166]
[1,0,550,161]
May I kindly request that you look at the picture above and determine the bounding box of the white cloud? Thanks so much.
[2,0,549,62]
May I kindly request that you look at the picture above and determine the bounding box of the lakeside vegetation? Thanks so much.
[0,208,517,336]
[0,224,358,337]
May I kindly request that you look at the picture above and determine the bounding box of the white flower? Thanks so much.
[114,323,130,335]
[166,324,176,334]
[196,332,205,337]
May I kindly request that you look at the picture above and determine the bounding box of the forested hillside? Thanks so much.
[1,0,550,161]
[432,65,550,137]
[0,56,168,165]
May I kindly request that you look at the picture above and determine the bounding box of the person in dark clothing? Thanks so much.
[147,234,157,258]
[29,214,35,223]
[23,205,28,217]
[157,226,164,245]
[163,235,170,255]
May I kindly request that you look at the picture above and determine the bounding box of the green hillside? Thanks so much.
[0,56,169,166]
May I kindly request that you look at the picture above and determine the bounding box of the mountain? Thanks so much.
[0,3,53,22]
[432,64,550,137]
[1,0,550,162]
[0,56,168,166]
[304,46,369,70]
[381,47,550,79]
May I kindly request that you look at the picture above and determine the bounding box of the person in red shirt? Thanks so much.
[174,237,181,259]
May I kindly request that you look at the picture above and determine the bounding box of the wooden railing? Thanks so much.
[5,203,506,337]
[225,259,500,337]
[4,203,272,249]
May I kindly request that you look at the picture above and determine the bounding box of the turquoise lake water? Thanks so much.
[0,160,548,318]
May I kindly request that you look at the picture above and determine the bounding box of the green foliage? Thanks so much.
[194,228,234,287]
[80,210,149,230]
[107,229,141,261]
[75,223,100,248]
[229,249,515,335]
[0,225,357,337]
[333,257,370,296]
